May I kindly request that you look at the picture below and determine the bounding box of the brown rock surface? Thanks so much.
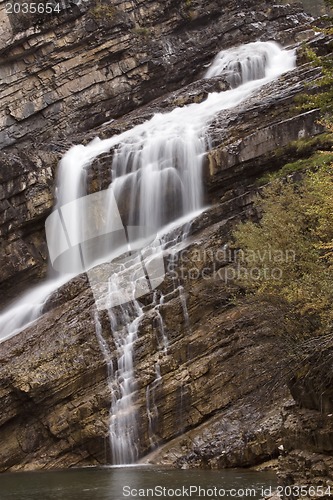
[0,0,332,482]
[0,0,312,150]
[0,41,326,302]
[0,193,285,471]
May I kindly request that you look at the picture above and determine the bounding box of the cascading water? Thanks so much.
[205,41,278,86]
[0,147,88,340]
[105,277,145,465]
[0,41,296,464]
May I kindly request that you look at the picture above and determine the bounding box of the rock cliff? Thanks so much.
[0,0,332,487]
[0,0,312,149]
[0,0,314,303]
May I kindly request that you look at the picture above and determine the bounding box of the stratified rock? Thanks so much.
[0,0,322,302]
[0,193,287,471]
[0,149,56,306]
[278,449,333,499]
[0,0,313,150]
[0,0,332,479]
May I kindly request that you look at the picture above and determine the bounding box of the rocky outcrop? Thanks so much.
[0,35,326,302]
[2,180,331,473]
[206,68,324,195]
[276,341,333,496]
[0,1,313,150]
[276,405,333,498]
[278,450,333,499]
[0,0,322,302]
[0,150,56,306]
[0,189,285,471]
[0,0,333,480]
[0,180,328,472]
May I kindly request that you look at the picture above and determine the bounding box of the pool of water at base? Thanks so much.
[0,466,277,500]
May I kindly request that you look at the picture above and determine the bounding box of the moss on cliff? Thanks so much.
[90,1,117,20]
[258,133,333,183]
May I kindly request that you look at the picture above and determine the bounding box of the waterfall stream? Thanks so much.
[106,279,144,464]
[0,41,296,464]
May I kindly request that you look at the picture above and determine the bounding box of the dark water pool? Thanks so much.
[0,466,277,500]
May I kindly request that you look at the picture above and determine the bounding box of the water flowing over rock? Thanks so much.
[0,0,332,483]
[0,0,316,301]
[0,40,296,344]
[0,0,312,150]
[205,41,275,86]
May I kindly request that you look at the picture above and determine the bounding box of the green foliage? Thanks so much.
[296,45,333,115]
[132,27,150,38]
[259,150,333,184]
[258,133,333,184]
[91,2,116,20]
[232,165,333,339]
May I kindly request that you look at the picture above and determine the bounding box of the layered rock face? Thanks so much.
[0,0,314,303]
[0,0,332,482]
[0,0,312,149]
[0,150,55,307]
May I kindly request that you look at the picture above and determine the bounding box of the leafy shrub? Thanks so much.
[232,165,333,339]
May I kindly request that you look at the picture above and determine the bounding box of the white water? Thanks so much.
[205,41,281,86]
[0,40,295,463]
[107,282,144,465]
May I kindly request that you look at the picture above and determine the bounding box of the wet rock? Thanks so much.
[0,3,323,303]
[278,450,333,499]
[0,149,56,305]
[0,0,332,479]
[0,193,287,471]
[0,1,313,150]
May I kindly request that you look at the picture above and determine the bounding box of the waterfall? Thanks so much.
[107,285,144,465]
[0,41,296,464]
[204,40,286,86]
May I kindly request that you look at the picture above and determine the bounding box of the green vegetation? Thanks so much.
[295,0,333,116]
[258,133,333,184]
[232,12,333,390]
[233,164,333,340]
[272,150,333,177]
[258,5,333,187]
[296,47,333,115]
[132,27,150,38]
[259,149,333,184]
[91,2,116,20]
